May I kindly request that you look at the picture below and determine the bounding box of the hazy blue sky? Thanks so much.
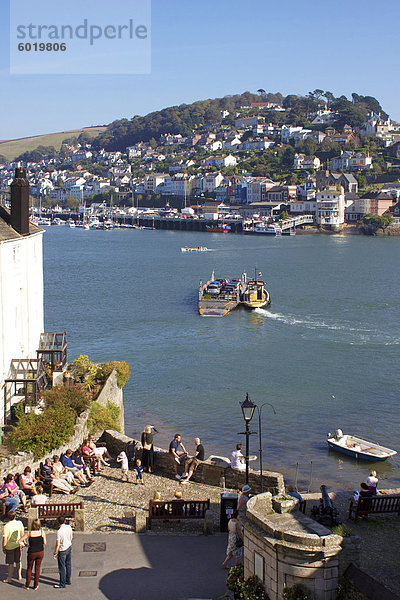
[1,0,399,139]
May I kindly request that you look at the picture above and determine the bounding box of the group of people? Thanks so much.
[168,434,205,484]
[2,511,73,589]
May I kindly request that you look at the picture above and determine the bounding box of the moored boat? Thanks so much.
[205,223,230,233]
[327,429,397,461]
[244,224,282,235]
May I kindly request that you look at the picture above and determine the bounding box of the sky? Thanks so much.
[0,0,399,140]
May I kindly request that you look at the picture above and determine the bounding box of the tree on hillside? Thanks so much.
[65,195,80,211]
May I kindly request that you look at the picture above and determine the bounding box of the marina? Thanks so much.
[43,227,400,490]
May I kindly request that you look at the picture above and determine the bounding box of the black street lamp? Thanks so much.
[240,393,257,485]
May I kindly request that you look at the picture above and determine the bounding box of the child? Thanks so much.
[31,484,48,506]
[117,451,129,481]
[134,459,144,485]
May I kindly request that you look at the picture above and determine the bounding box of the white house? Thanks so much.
[293,154,321,170]
[0,168,44,427]
[234,116,259,129]
[202,172,224,193]
[201,155,237,168]
[316,186,345,227]
[144,173,168,193]
[311,110,337,125]
[328,152,372,171]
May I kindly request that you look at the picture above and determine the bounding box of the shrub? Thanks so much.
[97,360,130,388]
[44,384,90,416]
[363,213,393,228]
[282,583,313,600]
[241,575,269,599]
[332,524,354,538]
[227,565,245,593]
[71,355,98,390]
[5,385,90,458]
[6,399,76,458]
[87,401,121,434]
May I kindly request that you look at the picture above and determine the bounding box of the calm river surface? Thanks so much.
[44,227,400,490]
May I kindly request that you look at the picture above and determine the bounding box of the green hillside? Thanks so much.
[92,90,387,152]
[0,126,106,161]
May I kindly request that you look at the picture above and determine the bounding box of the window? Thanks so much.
[254,551,264,581]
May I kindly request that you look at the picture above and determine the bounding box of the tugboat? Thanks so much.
[242,267,271,309]
[198,270,243,317]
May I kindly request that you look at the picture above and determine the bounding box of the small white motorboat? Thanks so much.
[181,246,212,252]
[327,429,397,461]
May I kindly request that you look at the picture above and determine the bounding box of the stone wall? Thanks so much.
[0,371,123,479]
[0,409,90,480]
[100,429,284,494]
[243,492,361,600]
[94,369,125,434]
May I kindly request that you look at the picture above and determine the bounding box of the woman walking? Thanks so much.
[19,519,46,590]
[221,510,244,569]
[141,425,157,473]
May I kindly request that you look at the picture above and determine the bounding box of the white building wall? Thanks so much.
[0,232,44,426]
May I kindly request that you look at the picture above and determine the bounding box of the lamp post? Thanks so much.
[256,402,276,493]
[240,393,256,485]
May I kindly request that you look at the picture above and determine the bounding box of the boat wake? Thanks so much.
[254,308,400,345]
[254,309,359,330]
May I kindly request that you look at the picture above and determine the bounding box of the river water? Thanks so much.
[44,227,400,491]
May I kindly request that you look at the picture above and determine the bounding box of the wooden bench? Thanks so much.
[34,501,83,522]
[349,494,400,522]
[148,499,210,529]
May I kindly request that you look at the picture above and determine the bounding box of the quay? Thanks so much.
[43,212,316,234]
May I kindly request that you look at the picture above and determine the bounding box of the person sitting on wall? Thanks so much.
[169,434,188,480]
[31,484,48,506]
[87,434,112,471]
[0,480,20,516]
[41,458,78,494]
[231,443,245,471]
[73,449,94,482]
[5,474,28,512]
[81,441,97,474]
[60,451,89,486]
[20,467,38,498]
[181,438,205,484]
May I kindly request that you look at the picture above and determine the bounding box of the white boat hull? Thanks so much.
[327,433,397,461]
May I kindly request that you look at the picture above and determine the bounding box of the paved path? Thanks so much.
[0,533,228,600]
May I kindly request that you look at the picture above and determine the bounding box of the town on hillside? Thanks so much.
[1,91,400,230]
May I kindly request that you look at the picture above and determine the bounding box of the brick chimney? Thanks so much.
[10,167,30,235]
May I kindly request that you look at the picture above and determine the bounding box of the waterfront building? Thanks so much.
[0,168,44,429]
[345,191,394,222]
[316,186,345,227]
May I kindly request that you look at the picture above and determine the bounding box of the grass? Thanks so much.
[0,126,107,161]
